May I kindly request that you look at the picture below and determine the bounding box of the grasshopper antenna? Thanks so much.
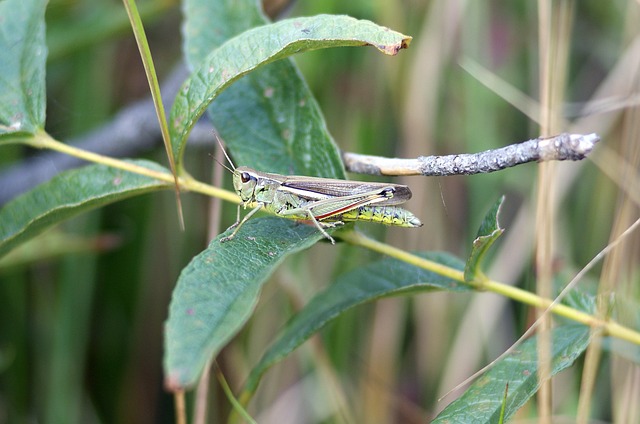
[208,153,234,174]
[214,132,236,172]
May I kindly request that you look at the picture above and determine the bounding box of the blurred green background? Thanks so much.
[1,0,638,423]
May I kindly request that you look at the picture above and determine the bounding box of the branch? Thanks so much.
[342,133,600,176]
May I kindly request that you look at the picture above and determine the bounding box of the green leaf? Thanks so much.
[183,0,263,61]
[433,324,591,424]
[183,0,344,178]
[242,252,468,395]
[0,160,170,258]
[464,196,505,283]
[163,217,323,389]
[0,0,47,139]
[212,62,345,178]
[170,13,412,172]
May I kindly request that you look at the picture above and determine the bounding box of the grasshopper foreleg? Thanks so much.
[220,203,263,243]
[225,204,243,231]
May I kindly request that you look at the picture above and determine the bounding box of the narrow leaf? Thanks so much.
[242,252,468,394]
[170,13,411,170]
[164,217,323,389]
[498,383,509,424]
[433,325,591,423]
[0,0,47,139]
[0,160,170,258]
[464,196,505,283]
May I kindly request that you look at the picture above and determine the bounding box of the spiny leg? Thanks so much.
[220,203,263,243]
[305,213,338,244]
[225,204,242,231]
[279,205,341,244]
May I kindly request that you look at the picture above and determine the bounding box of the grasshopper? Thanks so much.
[218,147,422,244]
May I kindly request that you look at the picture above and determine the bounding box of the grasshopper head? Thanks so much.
[233,166,258,202]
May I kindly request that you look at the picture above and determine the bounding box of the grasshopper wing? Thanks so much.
[280,176,413,206]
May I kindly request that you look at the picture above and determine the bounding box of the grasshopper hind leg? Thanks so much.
[276,203,342,244]
[305,215,342,244]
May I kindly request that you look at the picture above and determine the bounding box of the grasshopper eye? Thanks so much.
[240,172,251,183]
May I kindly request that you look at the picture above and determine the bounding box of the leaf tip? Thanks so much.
[376,35,412,55]
[401,36,412,49]
[164,372,186,392]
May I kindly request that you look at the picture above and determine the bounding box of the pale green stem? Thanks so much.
[338,230,640,346]
[26,132,239,203]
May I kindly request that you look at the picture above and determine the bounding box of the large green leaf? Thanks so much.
[183,0,344,178]
[242,251,468,395]
[433,325,591,423]
[0,160,170,258]
[170,12,411,172]
[183,0,261,59]
[164,217,323,389]
[209,61,343,178]
[0,0,47,140]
